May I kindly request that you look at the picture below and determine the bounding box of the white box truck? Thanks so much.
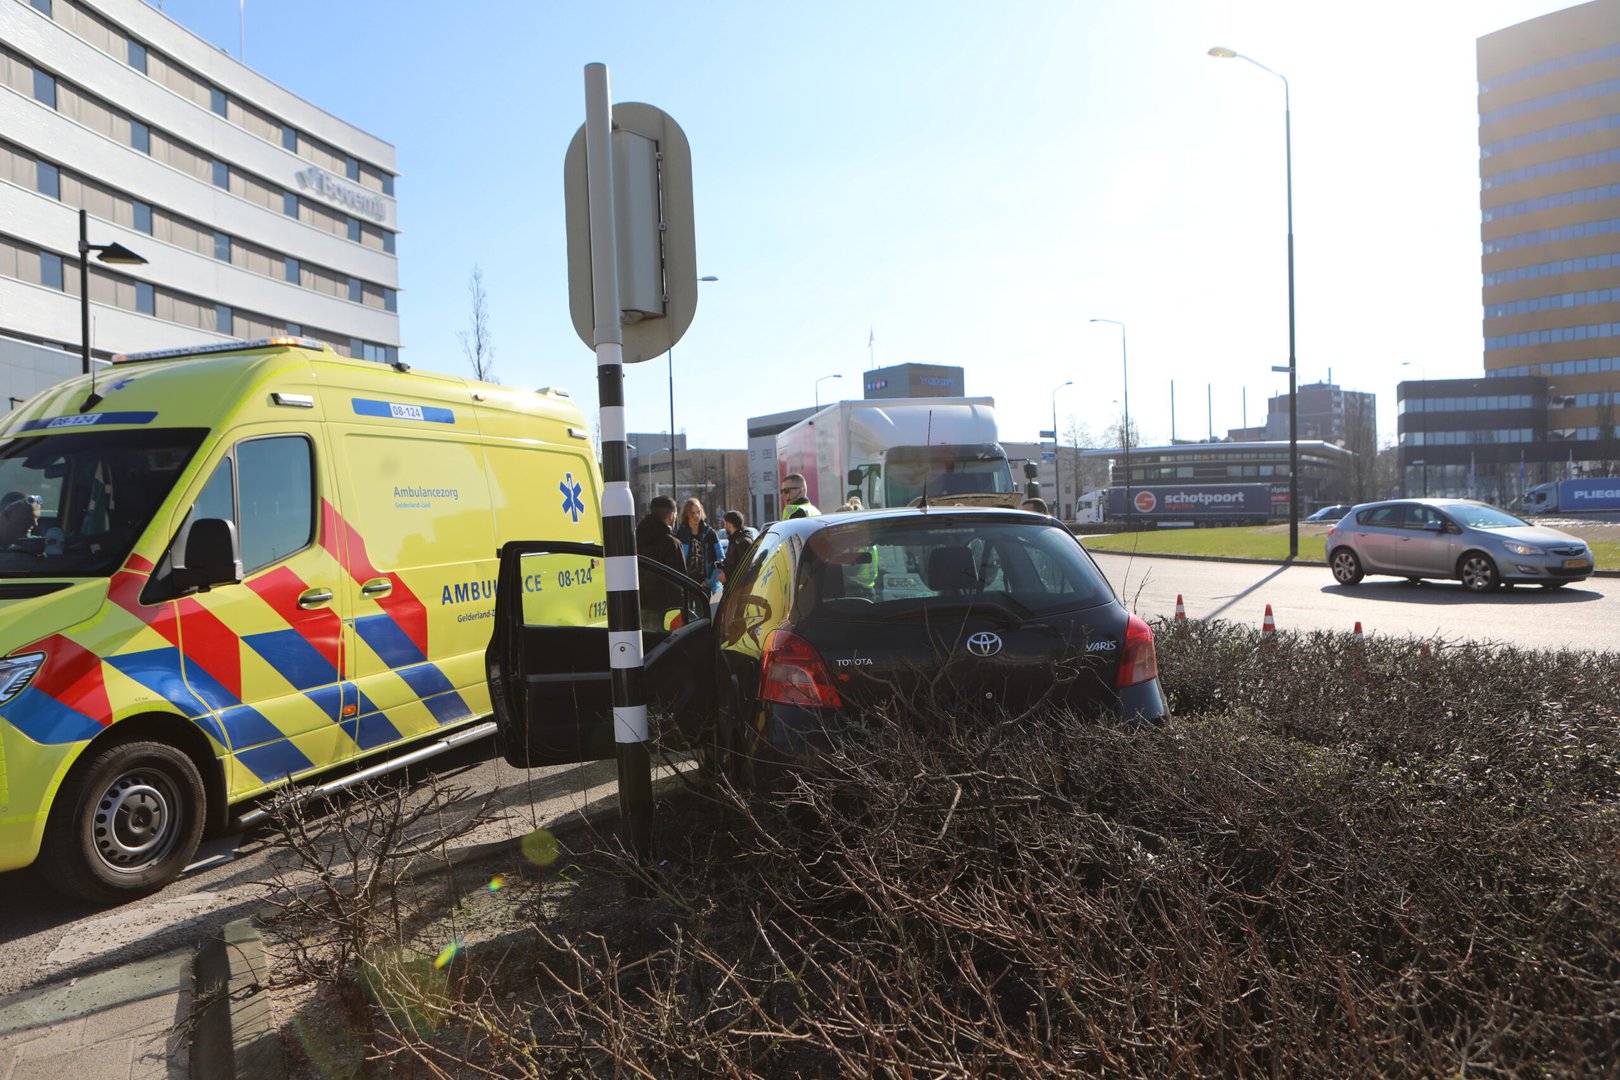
[774,398,1020,515]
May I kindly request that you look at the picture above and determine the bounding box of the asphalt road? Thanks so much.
[1089,550,1620,652]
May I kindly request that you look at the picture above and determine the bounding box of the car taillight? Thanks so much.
[1116,613,1159,689]
[759,628,843,709]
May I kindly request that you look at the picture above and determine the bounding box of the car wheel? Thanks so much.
[1458,552,1501,593]
[1330,547,1364,586]
[39,739,206,905]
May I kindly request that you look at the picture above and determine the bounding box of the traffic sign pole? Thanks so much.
[581,62,653,863]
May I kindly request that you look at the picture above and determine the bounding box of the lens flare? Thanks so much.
[487,874,506,893]
[433,940,462,969]
[520,828,559,867]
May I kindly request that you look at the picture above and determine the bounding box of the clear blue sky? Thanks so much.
[159,0,1565,449]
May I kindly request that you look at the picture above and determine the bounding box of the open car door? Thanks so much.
[486,540,716,767]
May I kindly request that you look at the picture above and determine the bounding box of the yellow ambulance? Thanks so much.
[0,337,603,902]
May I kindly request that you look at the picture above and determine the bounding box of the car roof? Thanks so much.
[767,506,1053,535]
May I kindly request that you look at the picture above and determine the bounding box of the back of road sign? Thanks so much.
[564,102,698,363]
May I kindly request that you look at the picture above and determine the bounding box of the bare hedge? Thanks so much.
[356,623,1620,1077]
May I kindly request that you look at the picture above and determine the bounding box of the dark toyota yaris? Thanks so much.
[486,509,1167,788]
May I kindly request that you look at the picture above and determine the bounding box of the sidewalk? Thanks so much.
[0,949,191,1080]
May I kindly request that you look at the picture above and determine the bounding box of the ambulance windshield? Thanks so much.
[0,428,206,579]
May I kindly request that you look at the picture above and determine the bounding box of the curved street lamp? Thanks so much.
[79,209,147,374]
[1209,45,1299,558]
[815,373,843,409]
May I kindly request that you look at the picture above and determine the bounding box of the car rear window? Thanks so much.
[800,517,1112,618]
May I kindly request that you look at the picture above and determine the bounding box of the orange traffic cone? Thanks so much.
[1174,594,1189,637]
[1352,620,1364,644]
[1262,604,1276,636]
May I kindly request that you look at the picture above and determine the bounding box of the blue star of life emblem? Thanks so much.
[559,473,585,523]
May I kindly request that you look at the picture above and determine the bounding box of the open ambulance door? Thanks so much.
[486,540,716,767]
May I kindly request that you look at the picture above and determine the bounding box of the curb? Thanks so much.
[190,918,283,1080]
[1080,547,1620,577]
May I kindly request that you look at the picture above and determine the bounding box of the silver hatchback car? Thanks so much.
[1326,498,1594,592]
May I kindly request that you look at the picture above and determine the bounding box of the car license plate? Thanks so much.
[1564,558,1590,569]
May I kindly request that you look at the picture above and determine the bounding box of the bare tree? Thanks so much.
[1102,412,1140,454]
[459,264,497,383]
[1064,417,1108,494]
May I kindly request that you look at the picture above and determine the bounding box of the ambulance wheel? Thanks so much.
[40,739,206,905]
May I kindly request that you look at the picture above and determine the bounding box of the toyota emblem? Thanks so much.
[966,631,1003,657]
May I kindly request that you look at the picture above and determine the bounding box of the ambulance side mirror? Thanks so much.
[174,518,243,593]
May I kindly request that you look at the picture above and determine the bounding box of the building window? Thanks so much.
[29,0,51,15]
[281,125,297,152]
[210,87,227,117]
[135,281,155,315]
[348,278,362,303]
[130,121,150,154]
[40,252,64,291]
[216,305,234,336]
[346,218,361,243]
[128,40,148,74]
[285,323,301,336]
[345,156,359,181]
[36,161,60,200]
[382,231,395,254]
[384,289,397,313]
[212,160,229,189]
[283,192,299,217]
[382,174,394,197]
[33,70,57,109]
[133,201,152,234]
[284,257,299,284]
[214,231,231,261]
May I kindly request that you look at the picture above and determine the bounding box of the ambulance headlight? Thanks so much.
[0,652,45,705]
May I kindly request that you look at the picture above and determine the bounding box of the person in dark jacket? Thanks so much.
[718,510,757,589]
[635,496,686,623]
[674,498,722,587]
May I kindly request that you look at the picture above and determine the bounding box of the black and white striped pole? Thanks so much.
[566,65,699,862]
[580,63,654,861]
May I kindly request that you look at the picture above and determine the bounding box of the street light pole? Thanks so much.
[1209,46,1299,559]
[78,208,148,375]
[1051,379,1072,516]
[1090,319,1130,529]
[815,373,842,409]
[663,275,718,505]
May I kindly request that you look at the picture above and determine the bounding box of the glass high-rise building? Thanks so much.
[1477,0,1620,470]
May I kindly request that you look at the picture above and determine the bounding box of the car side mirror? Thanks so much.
[173,518,243,593]
[847,467,865,486]
[1023,461,1040,479]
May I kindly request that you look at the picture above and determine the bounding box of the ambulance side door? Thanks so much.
[163,425,353,794]
[327,409,493,753]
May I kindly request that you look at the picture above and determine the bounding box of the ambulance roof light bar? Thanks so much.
[113,337,331,364]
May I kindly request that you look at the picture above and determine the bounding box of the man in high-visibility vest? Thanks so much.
[780,473,821,520]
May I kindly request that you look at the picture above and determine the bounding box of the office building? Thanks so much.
[2,0,399,411]
[862,363,964,399]
[1405,0,1620,495]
